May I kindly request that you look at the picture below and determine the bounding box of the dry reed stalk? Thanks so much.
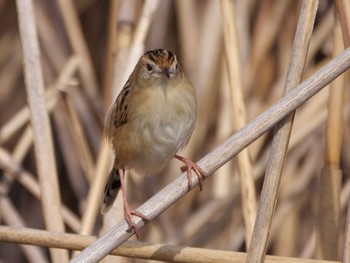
[15,0,68,261]
[335,0,350,47]
[0,226,342,263]
[247,1,318,262]
[0,147,80,232]
[56,0,102,115]
[316,17,345,260]
[0,198,47,263]
[221,0,257,248]
[102,0,119,106]
[71,44,350,263]
[64,91,95,182]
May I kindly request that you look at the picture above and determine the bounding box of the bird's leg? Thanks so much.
[174,155,207,191]
[119,169,149,238]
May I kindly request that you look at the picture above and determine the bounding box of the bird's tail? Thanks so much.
[101,168,121,214]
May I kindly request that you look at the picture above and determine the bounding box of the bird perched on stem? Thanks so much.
[102,49,206,237]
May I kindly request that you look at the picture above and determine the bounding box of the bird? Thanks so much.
[102,49,206,237]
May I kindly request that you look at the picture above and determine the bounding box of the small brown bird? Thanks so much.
[102,49,206,237]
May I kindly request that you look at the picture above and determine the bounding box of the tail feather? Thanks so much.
[101,168,121,214]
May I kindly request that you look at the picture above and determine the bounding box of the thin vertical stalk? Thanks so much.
[247,1,318,262]
[103,0,120,108]
[220,0,257,248]
[15,0,68,261]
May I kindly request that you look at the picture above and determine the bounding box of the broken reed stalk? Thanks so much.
[221,0,256,249]
[71,45,350,263]
[0,226,341,263]
[247,1,318,262]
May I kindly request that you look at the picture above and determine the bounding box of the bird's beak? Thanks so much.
[162,68,170,78]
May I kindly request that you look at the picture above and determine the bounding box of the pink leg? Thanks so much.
[119,169,149,238]
[174,155,207,191]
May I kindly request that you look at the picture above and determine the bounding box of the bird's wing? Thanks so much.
[104,80,132,142]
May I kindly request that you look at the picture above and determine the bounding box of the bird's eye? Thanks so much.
[146,63,153,72]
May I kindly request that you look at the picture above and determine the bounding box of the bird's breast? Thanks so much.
[125,85,196,174]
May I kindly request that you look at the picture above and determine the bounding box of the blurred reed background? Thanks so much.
[0,0,350,262]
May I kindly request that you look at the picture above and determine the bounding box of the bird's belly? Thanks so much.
[128,119,193,174]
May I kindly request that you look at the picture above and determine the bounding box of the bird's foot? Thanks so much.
[123,202,149,239]
[175,155,207,191]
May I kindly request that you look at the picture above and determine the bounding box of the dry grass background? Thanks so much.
[0,0,350,262]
